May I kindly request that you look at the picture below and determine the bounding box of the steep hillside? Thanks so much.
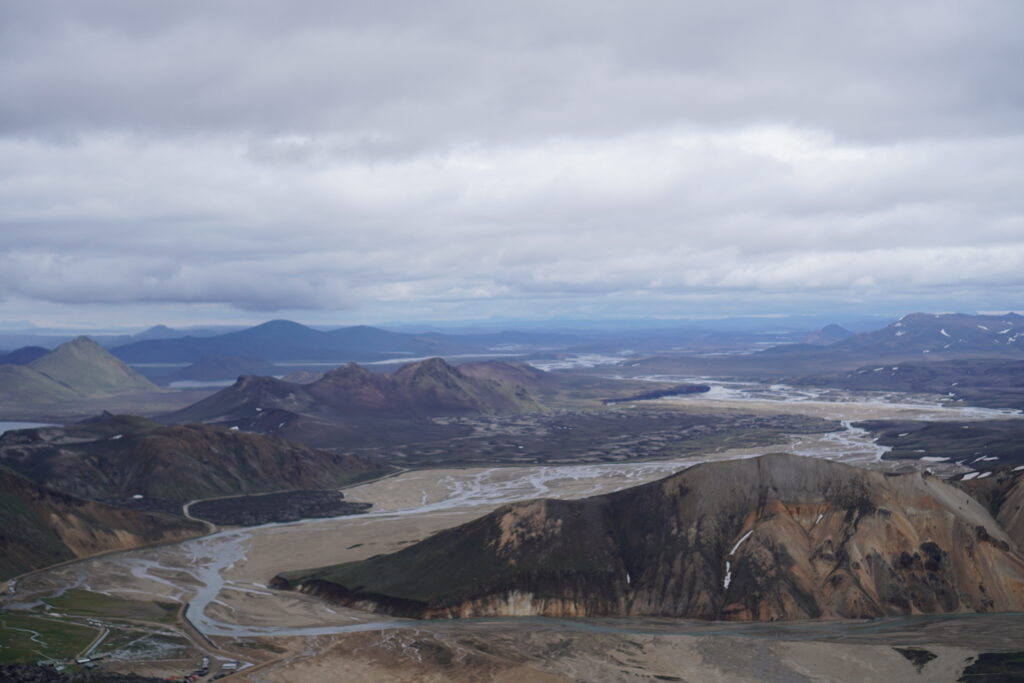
[0,414,388,502]
[0,365,85,404]
[273,454,1024,621]
[0,466,204,580]
[29,337,157,394]
[959,468,1024,551]
[168,375,310,424]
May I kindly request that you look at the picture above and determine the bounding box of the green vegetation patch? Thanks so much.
[101,632,192,661]
[44,590,179,624]
[0,612,97,663]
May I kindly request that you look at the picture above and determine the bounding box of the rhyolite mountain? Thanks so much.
[0,414,388,502]
[0,337,157,407]
[111,320,475,363]
[272,454,1024,621]
[0,465,205,580]
[169,357,542,426]
[959,467,1024,551]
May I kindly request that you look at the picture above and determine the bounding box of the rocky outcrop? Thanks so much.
[273,454,1024,621]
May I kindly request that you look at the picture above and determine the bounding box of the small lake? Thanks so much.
[0,421,56,435]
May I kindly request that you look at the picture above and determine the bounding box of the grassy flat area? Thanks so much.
[0,612,97,663]
[44,589,179,624]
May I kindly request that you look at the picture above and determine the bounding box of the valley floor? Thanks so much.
[4,382,1023,681]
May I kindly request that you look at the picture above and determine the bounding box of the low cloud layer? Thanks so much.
[1,1,1022,323]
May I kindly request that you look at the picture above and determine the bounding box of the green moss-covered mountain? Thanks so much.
[0,414,388,502]
[0,465,204,581]
[273,454,1024,621]
[0,337,157,408]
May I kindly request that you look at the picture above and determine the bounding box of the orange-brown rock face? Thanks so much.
[274,454,1024,621]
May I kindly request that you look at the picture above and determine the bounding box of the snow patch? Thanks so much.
[723,561,732,590]
[110,434,123,440]
[730,530,754,556]
[940,328,951,337]
[961,472,981,481]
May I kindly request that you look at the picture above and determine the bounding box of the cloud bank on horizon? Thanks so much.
[1,1,1022,324]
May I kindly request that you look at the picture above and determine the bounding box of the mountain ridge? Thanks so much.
[272,454,1024,621]
[0,414,388,502]
[170,357,542,426]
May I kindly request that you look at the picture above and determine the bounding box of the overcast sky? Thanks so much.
[1,1,1022,328]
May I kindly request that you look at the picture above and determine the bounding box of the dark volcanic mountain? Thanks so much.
[111,319,474,363]
[170,357,542,426]
[0,345,49,365]
[273,454,1024,621]
[0,414,387,502]
[0,465,204,580]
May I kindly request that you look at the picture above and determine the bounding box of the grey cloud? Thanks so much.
[0,1,1022,321]
[2,1,1022,146]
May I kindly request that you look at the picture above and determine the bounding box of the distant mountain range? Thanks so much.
[0,337,157,408]
[0,414,388,503]
[273,453,1024,621]
[623,313,1024,378]
[109,320,523,364]
[0,465,204,580]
